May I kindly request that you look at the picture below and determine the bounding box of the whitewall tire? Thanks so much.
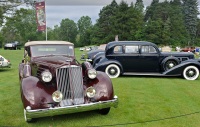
[105,64,120,78]
[183,66,199,80]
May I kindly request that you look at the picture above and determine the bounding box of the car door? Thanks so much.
[139,45,160,72]
[119,45,141,72]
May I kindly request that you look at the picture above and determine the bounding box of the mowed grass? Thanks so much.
[1,48,200,127]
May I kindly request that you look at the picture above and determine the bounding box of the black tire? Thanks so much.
[183,66,199,80]
[105,64,120,78]
[99,108,110,115]
[164,60,177,71]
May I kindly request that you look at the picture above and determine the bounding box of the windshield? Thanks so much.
[30,45,74,57]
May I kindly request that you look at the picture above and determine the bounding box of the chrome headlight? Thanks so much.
[41,71,52,82]
[52,91,63,102]
[86,87,96,98]
[88,69,97,79]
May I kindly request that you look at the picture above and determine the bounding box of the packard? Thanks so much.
[19,41,118,122]
[93,41,200,80]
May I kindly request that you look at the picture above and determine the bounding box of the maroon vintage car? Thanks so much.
[19,41,118,122]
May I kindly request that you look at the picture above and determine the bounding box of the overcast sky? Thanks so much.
[42,0,199,28]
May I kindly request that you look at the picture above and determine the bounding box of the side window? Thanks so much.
[114,46,123,53]
[125,45,139,53]
[141,46,157,53]
[141,46,149,53]
[149,46,157,53]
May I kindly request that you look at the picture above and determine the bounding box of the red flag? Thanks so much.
[35,1,46,31]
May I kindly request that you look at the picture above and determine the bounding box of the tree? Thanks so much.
[145,0,159,21]
[94,0,118,44]
[135,0,144,12]
[2,8,45,45]
[59,18,78,44]
[47,25,61,40]
[169,0,189,46]
[77,16,92,46]
[182,0,198,45]
[113,1,130,40]
[0,0,33,26]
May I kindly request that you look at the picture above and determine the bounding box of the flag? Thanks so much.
[35,1,46,31]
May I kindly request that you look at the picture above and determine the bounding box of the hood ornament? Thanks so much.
[66,58,73,62]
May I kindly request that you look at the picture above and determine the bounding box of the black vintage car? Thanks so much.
[80,44,106,62]
[4,41,21,50]
[19,41,118,122]
[93,41,200,80]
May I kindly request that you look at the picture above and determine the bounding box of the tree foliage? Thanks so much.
[182,0,198,45]
[77,16,93,46]
[59,18,78,44]
[2,8,45,45]
[0,0,200,48]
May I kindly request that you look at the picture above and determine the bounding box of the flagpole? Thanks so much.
[45,0,47,41]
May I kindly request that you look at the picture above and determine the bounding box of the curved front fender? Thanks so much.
[164,60,200,75]
[85,71,115,101]
[161,56,180,71]
[94,59,123,73]
[21,76,56,110]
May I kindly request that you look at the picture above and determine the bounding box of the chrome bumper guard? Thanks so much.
[26,96,118,119]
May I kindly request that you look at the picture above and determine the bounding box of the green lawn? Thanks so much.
[1,48,200,127]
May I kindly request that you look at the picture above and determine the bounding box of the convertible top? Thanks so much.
[25,41,74,47]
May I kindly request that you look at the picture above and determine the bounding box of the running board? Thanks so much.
[123,72,179,76]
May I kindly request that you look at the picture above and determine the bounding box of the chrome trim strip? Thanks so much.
[26,96,118,119]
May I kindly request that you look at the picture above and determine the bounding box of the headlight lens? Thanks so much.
[52,91,63,102]
[41,71,52,82]
[86,87,96,98]
[88,69,97,79]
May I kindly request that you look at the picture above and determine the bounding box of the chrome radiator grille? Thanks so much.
[56,65,84,106]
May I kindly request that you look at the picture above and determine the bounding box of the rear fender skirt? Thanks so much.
[163,61,200,75]
[84,71,114,101]
[21,76,56,110]
[94,60,123,74]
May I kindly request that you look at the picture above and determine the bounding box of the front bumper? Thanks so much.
[25,96,118,120]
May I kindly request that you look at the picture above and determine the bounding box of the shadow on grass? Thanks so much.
[0,68,13,72]
[31,110,100,123]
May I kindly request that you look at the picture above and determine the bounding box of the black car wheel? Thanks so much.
[98,108,110,115]
[105,64,120,78]
[164,60,177,71]
[183,66,199,80]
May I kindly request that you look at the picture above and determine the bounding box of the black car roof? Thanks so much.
[106,41,157,49]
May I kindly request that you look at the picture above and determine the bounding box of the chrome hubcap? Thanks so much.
[189,70,195,76]
[169,63,174,68]
[110,69,116,74]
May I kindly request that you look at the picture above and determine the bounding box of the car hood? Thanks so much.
[88,49,104,58]
[161,52,194,57]
[31,55,77,68]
